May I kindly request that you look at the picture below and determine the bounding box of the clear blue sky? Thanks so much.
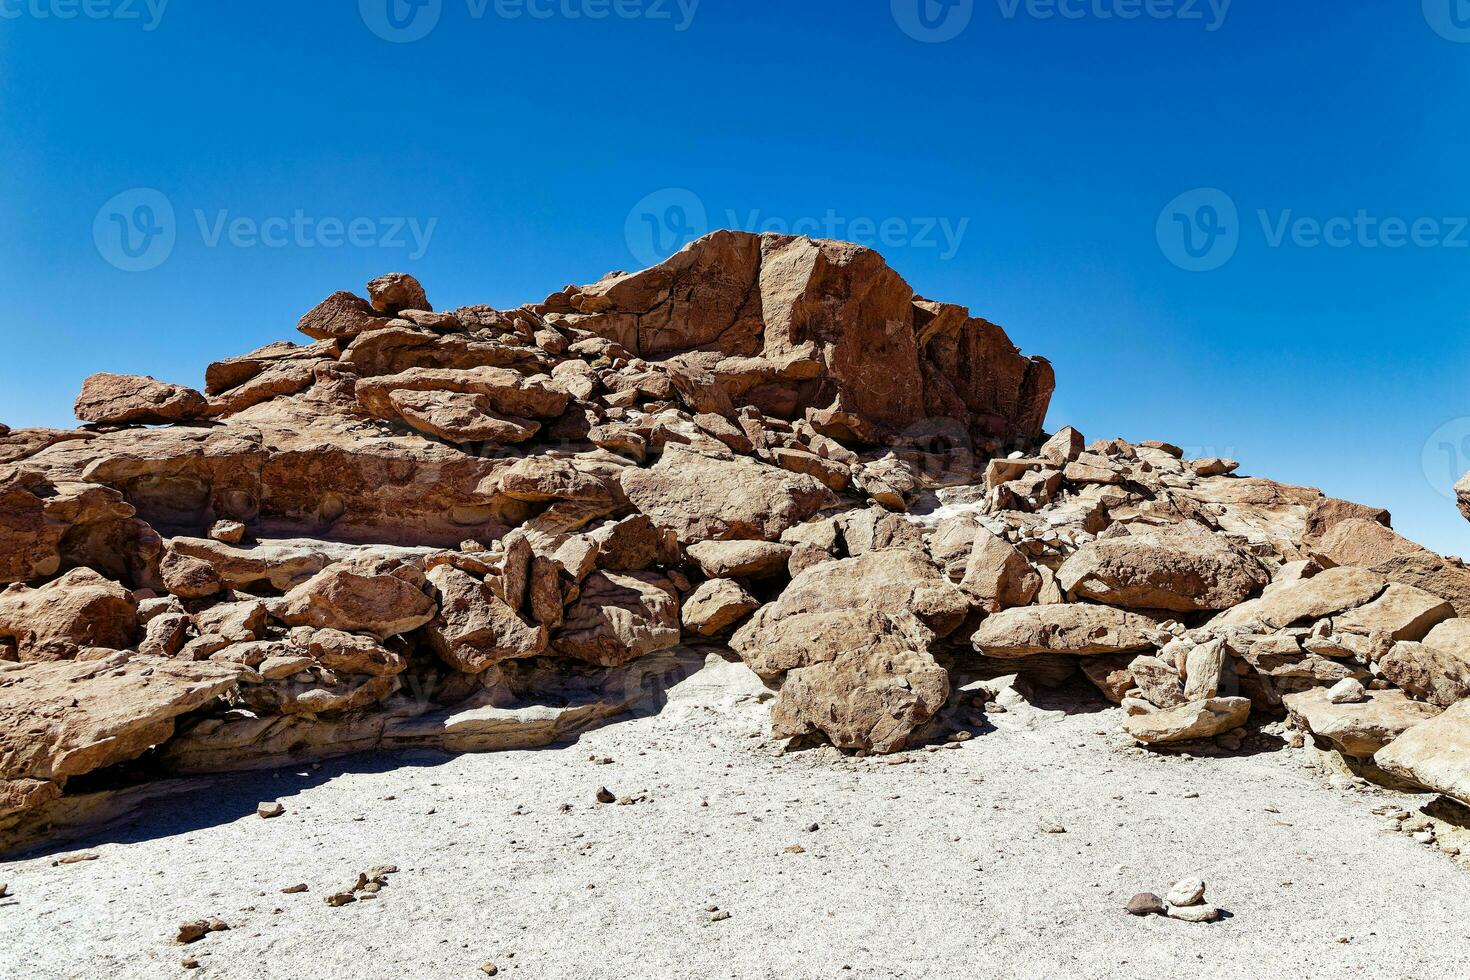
[2,1,1468,552]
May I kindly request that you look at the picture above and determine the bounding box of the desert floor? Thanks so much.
[3,650,1468,980]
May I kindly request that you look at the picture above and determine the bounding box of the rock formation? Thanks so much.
[6,229,1470,851]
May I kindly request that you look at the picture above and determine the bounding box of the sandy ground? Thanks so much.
[3,650,1470,980]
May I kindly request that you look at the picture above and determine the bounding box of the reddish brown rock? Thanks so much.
[75,373,208,426]
[621,445,836,545]
[273,564,435,640]
[366,273,431,315]
[0,652,242,820]
[425,564,547,673]
[550,571,680,667]
[296,291,392,341]
[556,231,1052,447]
[1057,523,1268,613]
[0,568,137,661]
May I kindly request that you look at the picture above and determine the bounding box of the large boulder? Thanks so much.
[960,527,1041,613]
[74,373,209,426]
[425,565,547,673]
[681,578,760,636]
[1330,583,1454,642]
[550,571,681,667]
[1314,518,1470,617]
[1285,687,1441,758]
[1210,566,1389,630]
[621,445,836,544]
[1056,524,1268,613]
[1122,697,1251,744]
[272,563,436,640]
[1377,638,1470,708]
[735,547,970,642]
[737,608,948,754]
[555,231,1053,446]
[971,604,1167,658]
[0,568,137,661]
[0,652,242,821]
[1376,700,1470,804]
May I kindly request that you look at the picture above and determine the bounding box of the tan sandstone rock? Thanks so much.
[1122,697,1251,744]
[971,604,1166,658]
[74,373,209,426]
[1056,524,1268,613]
[1285,687,1441,758]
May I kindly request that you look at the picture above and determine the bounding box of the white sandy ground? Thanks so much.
[3,651,1470,980]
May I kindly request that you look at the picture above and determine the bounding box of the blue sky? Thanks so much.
[1,1,1468,552]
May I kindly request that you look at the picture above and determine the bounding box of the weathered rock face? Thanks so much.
[1056,523,1269,613]
[1314,518,1470,617]
[1284,688,1441,758]
[74,373,209,426]
[0,568,138,661]
[0,653,242,822]
[1377,700,1470,805]
[621,445,836,544]
[11,237,1470,852]
[971,604,1167,658]
[546,231,1054,449]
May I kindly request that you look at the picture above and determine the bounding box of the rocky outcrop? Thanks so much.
[11,232,1470,852]
[0,653,242,825]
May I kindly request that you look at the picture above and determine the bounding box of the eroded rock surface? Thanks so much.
[10,233,1470,854]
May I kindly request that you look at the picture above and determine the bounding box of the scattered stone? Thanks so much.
[595,787,616,805]
[1166,877,1206,907]
[257,801,285,819]
[1167,903,1221,923]
[1126,892,1166,916]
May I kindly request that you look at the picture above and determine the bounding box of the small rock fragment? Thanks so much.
[1126,892,1166,916]
[257,801,285,819]
[1167,903,1220,923]
[1166,877,1206,907]
[595,787,616,804]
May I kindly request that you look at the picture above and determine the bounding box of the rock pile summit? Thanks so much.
[5,230,1470,851]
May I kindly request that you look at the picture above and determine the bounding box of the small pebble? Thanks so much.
[257,802,285,819]
[594,787,616,805]
[1126,892,1166,916]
